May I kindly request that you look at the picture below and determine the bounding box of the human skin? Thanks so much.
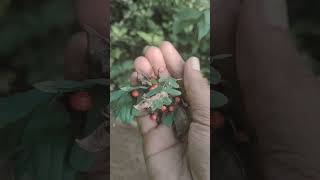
[236,0,320,179]
[215,0,320,179]
[64,0,109,80]
[131,41,210,180]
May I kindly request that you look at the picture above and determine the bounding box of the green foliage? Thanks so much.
[17,101,72,180]
[210,67,222,85]
[69,143,95,171]
[111,76,182,124]
[33,79,107,93]
[110,0,210,88]
[0,0,73,90]
[110,92,138,124]
[211,90,228,109]
[162,111,175,127]
[0,89,54,127]
[0,85,106,179]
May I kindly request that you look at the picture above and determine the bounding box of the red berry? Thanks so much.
[235,131,250,144]
[174,96,181,103]
[150,114,157,121]
[148,84,158,91]
[161,106,167,112]
[169,105,174,112]
[131,90,139,98]
[69,91,92,112]
[210,111,225,128]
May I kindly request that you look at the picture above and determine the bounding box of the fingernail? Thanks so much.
[143,45,150,54]
[190,57,200,71]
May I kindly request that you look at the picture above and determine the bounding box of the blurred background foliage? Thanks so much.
[110,0,210,88]
[0,0,74,95]
[287,0,320,75]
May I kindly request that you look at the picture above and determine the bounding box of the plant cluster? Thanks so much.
[111,74,188,131]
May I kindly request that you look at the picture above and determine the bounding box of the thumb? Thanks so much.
[184,57,210,126]
[184,57,211,180]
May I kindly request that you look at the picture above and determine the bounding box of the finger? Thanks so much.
[133,57,158,132]
[184,57,210,126]
[134,56,155,79]
[130,71,138,85]
[136,114,158,136]
[144,46,170,77]
[143,125,178,157]
[159,41,185,78]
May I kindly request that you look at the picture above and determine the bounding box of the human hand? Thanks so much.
[130,41,210,180]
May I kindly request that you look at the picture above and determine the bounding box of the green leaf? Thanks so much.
[111,94,136,124]
[18,101,70,180]
[69,143,95,171]
[164,87,181,96]
[62,165,75,180]
[87,86,108,134]
[173,19,195,34]
[162,96,172,105]
[150,79,158,84]
[120,86,147,91]
[211,91,228,109]
[160,77,180,88]
[145,86,162,97]
[0,89,54,127]
[151,99,163,111]
[110,90,126,102]
[176,7,202,21]
[32,143,51,180]
[137,31,153,44]
[33,79,107,93]
[49,135,69,180]
[162,112,175,127]
[197,10,210,40]
[210,67,222,85]
[15,149,33,180]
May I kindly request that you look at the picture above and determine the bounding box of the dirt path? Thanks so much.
[110,118,148,180]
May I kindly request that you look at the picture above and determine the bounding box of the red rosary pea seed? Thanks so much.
[161,106,167,112]
[131,90,139,98]
[69,91,93,112]
[169,105,174,112]
[148,84,158,91]
[150,114,157,121]
[174,96,181,103]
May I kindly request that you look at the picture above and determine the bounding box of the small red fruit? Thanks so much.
[69,91,92,112]
[235,131,250,144]
[131,90,139,98]
[169,105,174,112]
[150,114,157,121]
[174,96,181,103]
[161,106,167,112]
[210,111,225,128]
[148,84,158,91]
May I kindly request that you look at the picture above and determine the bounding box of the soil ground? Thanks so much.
[110,118,148,180]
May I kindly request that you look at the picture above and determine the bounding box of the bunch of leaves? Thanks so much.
[111,76,183,127]
[110,0,210,88]
[0,0,74,93]
[0,79,107,179]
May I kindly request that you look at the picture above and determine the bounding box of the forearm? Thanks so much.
[236,0,320,179]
